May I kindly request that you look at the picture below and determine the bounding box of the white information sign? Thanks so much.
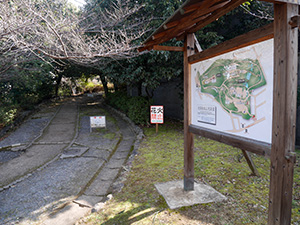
[150,105,164,124]
[90,116,106,131]
[197,104,217,125]
[191,39,274,143]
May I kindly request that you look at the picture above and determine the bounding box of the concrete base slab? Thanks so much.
[155,180,227,209]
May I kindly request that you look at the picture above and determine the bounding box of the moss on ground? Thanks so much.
[80,120,300,225]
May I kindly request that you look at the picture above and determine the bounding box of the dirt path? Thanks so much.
[0,95,139,225]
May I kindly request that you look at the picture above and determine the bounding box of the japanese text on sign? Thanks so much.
[150,106,164,124]
[90,116,106,128]
[197,105,216,125]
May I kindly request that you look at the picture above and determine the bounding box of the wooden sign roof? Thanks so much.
[139,0,299,52]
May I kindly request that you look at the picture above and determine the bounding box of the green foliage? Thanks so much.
[195,2,273,50]
[127,96,152,126]
[0,107,17,126]
[0,59,55,125]
[84,0,184,95]
[102,49,183,97]
[106,92,152,125]
[90,0,273,97]
[106,92,131,113]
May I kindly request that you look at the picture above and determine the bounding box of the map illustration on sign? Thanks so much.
[191,39,273,143]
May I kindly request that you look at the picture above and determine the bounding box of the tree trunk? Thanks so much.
[137,82,142,96]
[145,86,154,99]
[55,73,63,97]
[114,82,119,92]
[99,73,108,96]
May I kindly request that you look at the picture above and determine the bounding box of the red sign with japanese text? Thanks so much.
[150,105,164,124]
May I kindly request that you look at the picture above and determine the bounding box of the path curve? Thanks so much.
[0,95,138,225]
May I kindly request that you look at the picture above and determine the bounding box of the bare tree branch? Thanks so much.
[0,0,147,73]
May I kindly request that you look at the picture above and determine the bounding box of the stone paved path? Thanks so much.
[0,101,77,188]
[0,95,138,225]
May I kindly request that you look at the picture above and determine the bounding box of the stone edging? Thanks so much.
[0,104,62,151]
[89,104,145,213]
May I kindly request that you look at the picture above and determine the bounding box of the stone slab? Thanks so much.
[84,180,112,196]
[111,150,129,160]
[106,158,126,169]
[83,148,110,159]
[155,180,227,209]
[37,123,76,143]
[97,168,120,181]
[73,195,103,208]
[50,113,77,124]
[60,147,89,159]
[42,202,91,225]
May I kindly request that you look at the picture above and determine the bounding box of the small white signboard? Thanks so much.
[90,116,106,132]
[150,105,164,124]
[197,104,217,125]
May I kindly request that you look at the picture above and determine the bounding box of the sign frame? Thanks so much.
[190,39,274,146]
[90,116,106,132]
[150,105,164,124]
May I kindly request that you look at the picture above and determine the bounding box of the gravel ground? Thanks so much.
[0,105,59,149]
[0,96,135,225]
[75,116,120,150]
[0,151,24,164]
[0,157,103,225]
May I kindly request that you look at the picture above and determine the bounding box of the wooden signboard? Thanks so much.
[139,0,299,224]
[191,39,274,146]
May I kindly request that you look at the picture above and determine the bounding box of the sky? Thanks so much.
[68,0,86,8]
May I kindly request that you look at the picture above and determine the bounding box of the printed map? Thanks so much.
[191,39,273,143]
[196,59,266,120]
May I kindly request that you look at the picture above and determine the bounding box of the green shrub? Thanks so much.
[127,96,151,126]
[0,107,17,126]
[106,92,152,125]
[106,92,130,113]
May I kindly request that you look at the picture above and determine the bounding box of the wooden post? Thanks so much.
[268,3,298,225]
[156,123,158,133]
[184,33,195,191]
[241,150,259,176]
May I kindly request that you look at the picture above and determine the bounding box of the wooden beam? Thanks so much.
[193,33,202,52]
[149,11,213,46]
[141,0,220,51]
[268,3,298,225]
[152,32,165,40]
[187,0,246,34]
[188,23,274,64]
[183,1,206,14]
[138,45,152,52]
[163,21,180,30]
[189,124,271,157]
[184,33,195,191]
[272,0,300,4]
[153,45,184,52]
[241,150,259,176]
